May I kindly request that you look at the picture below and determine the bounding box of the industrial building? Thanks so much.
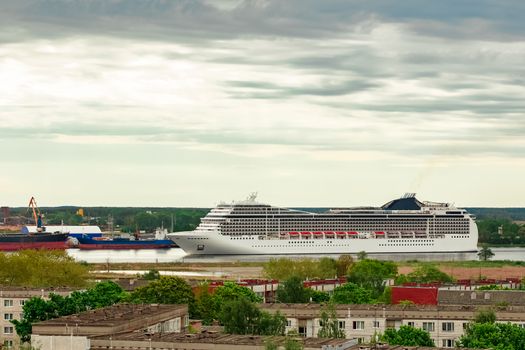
[391,280,525,306]
[21,225,102,238]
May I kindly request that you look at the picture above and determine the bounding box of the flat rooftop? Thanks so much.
[90,332,477,350]
[32,304,187,336]
[91,331,355,348]
[0,286,75,298]
[260,303,525,321]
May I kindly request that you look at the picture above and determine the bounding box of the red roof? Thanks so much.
[375,231,385,234]
[313,231,323,235]
[336,231,346,235]
[289,231,299,235]
[300,231,311,235]
[347,231,358,235]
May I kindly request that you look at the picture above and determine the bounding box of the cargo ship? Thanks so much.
[76,229,175,250]
[0,197,70,251]
[0,232,69,251]
[168,193,478,255]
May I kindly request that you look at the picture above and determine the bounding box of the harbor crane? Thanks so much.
[27,196,44,232]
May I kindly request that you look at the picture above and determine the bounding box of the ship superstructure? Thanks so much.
[168,193,478,255]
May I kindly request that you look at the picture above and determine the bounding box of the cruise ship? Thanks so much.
[168,193,478,255]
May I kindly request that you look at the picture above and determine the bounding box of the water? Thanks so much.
[67,247,525,264]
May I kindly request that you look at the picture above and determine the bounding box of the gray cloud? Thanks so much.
[1,1,524,159]
[2,0,525,43]
[225,79,379,98]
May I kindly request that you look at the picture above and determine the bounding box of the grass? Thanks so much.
[88,260,266,271]
[89,258,525,273]
[398,260,525,268]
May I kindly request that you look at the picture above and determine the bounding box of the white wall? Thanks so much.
[31,335,90,350]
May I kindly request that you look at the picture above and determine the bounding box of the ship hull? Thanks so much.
[0,233,69,251]
[78,242,173,250]
[76,236,174,250]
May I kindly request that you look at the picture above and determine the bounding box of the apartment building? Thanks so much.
[261,303,525,348]
[0,287,72,349]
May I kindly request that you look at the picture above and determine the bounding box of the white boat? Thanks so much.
[168,193,478,255]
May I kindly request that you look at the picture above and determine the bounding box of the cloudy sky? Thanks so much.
[1,0,524,207]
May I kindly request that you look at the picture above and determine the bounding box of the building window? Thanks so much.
[442,339,454,348]
[338,321,346,330]
[463,322,469,330]
[422,322,435,332]
[352,321,364,330]
[442,322,454,332]
[19,300,26,306]
[286,320,292,327]
[373,321,380,328]
[407,321,415,327]
[3,340,13,348]
[3,326,13,334]
[3,300,13,307]
[3,314,13,321]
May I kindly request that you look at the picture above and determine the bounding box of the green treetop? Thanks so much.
[381,325,435,347]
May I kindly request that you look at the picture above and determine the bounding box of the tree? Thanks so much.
[128,276,196,316]
[317,304,345,339]
[478,244,495,261]
[263,258,337,280]
[396,263,454,284]
[0,250,88,288]
[335,255,354,277]
[378,287,392,304]
[256,310,287,336]
[276,276,311,303]
[474,309,496,324]
[80,281,127,309]
[205,282,263,322]
[331,282,375,304]
[214,282,263,304]
[357,251,368,260]
[457,322,525,349]
[142,269,161,280]
[318,257,337,278]
[381,325,435,346]
[347,259,397,298]
[284,337,304,350]
[194,283,215,325]
[218,297,286,336]
[219,297,261,335]
[265,339,278,350]
[311,290,330,303]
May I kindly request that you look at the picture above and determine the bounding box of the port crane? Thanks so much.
[27,196,44,232]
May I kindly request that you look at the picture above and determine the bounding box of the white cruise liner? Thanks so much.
[168,193,478,255]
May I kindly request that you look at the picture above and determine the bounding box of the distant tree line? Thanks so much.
[477,218,525,245]
[9,207,208,233]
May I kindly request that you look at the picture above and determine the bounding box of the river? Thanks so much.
[67,247,525,264]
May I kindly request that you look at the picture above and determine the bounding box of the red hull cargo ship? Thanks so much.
[0,232,69,251]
